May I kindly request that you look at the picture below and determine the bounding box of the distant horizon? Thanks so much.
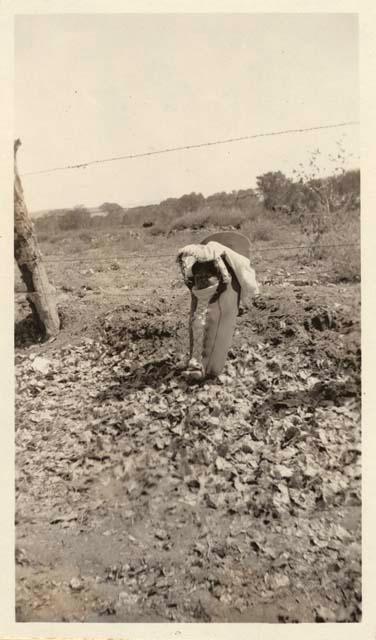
[16,14,359,213]
[29,161,360,218]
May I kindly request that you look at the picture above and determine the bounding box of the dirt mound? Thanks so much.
[100,302,186,356]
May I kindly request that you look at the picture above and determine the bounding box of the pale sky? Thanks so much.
[15,13,359,212]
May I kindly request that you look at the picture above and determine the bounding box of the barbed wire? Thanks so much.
[15,264,359,297]
[253,241,360,254]
[21,121,359,177]
[14,240,360,297]
[15,241,360,266]
[14,276,359,298]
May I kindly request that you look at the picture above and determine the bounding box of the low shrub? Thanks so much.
[148,222,168,236]
[78,231,93,242]
[246,218,276,242]
[169,206,248,232]
[242,213,290,242]
[317,209,360,282]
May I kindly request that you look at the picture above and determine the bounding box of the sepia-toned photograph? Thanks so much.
[14,13,360,623]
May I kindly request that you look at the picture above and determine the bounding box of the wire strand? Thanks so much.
[14,242,360,296]
[14,270,359,298]
[15,242,360,265]
[21,121,359,177]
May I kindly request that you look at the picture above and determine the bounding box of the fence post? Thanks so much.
[14,139,60,338]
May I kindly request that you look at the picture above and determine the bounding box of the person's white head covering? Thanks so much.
[177,241,260,305]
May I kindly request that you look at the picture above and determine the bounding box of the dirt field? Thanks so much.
[15,228,361,623]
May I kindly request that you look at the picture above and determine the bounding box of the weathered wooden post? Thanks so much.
[14,139,60,338]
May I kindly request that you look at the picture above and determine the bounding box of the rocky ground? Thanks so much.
[15,250,361,623]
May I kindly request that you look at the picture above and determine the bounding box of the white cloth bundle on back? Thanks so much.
[177,240,260,305]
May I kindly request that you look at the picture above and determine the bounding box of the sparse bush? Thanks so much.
[58,205,91,231]
[315,208,360,282]
[246,199,267,222]
[330,246,360,282]
[169,207,210,231]
[256,170,293,210]
[149,223,167,236]
[169,206,248,232]
[243,217,277,242]
[99,202,124,217]
[78,231,92,242]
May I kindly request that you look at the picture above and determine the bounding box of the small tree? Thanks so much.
[98,203,125,227]
[292,138,358,255]
[255,171,293,211]
[58,205,91,231]
[99,202,124,216]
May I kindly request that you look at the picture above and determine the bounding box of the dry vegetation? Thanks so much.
[15,171,361,623]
